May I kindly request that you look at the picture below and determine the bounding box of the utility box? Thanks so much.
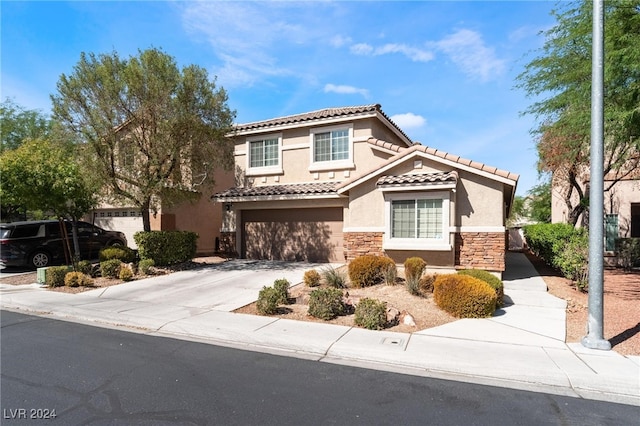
[36,267,48,284]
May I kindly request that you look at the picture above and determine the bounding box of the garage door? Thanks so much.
[242,208,343,262]
[92,209,144,249]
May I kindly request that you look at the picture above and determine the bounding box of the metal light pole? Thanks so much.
[582,0,611,351]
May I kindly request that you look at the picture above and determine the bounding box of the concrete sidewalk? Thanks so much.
[1,253,638,406]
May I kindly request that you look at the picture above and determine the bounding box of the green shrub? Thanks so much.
[354,298,388,330]
[119,265,134,282]
[138,258,155,275]
[616,238,640,271]
[322,266,347,288]
[555,233,589,290]
[64,271,93,287]
[256,286,280,315]
[46,266,71,288]
[75,260,93,275]
[382,262,398,286]
[273,278,290,304]
[308,287,345,320]
[419,274,436,294]
[100,259,122,278]
[134,231,198,266]
[404,257,426,281]
[304,269,321,287]
[433,274,497,318]
[99,246,136,263]
[457,269,504,306]
[348,255,394,288]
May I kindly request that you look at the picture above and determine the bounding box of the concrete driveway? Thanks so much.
[75,259,334,312]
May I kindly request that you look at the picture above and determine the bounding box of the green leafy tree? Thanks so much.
[0,98,52,152]
[528,179,552,223]
[0,138,99,258]
[51,48,236,231]
[517,0,640,226]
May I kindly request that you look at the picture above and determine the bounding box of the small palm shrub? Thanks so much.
[99,246,136,263]
[308,287,345,320]
[404,257,426,281]
[100,259,122,279]
[304,269,321,287]
[138,258,155,275]
[323,266,347,288]
[405,275,421,296]
[64,271,93,287]
[256,286,280,315]
[348,255,394,288]
[354,298,387,330]
[273,278,290,304]
[119,265,134,282]
[46,266,71,287]
[434,274,497,318]
[457,269,504,306]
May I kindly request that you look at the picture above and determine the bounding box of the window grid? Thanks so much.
[250,138,279,168]
[314,129,349,162]
[392,199,443,239]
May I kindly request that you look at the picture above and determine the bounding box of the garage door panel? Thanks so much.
[242,208,343,262]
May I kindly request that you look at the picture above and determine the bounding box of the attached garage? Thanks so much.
[241,207,344,262]
[91,209,144,249]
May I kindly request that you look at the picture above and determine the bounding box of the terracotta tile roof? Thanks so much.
[377,171,458,187]
[234,104,413,144]
[213,181,340,199]
[366,137,406,153]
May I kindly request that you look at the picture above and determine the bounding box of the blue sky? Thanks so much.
[1,1,557,195]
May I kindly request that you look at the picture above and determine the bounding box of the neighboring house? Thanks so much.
[551,170,640,257]
[212,104,519,276]
[87,172,233,254]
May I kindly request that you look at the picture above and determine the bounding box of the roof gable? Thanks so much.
[232,104,413,147]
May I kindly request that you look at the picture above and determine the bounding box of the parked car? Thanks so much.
[0,220,127,269]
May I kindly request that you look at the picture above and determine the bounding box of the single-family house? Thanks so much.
[212,104,519,276]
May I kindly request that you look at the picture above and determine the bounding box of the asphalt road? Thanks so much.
[1,310,638,425]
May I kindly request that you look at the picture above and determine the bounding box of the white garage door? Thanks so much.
[92,209,144,249]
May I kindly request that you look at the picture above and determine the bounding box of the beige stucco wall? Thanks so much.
[455,170,505,227]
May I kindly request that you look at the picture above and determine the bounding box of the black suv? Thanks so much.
[0,220,127,269]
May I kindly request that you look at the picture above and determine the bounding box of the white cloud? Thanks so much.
[330,35,352,48]
[390,112,426,129]
[350,42,433,63]
[432,29,506,82]
[324,84,370,98]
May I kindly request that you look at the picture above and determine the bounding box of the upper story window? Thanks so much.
[246,134,282,176]
[309,124,354,171]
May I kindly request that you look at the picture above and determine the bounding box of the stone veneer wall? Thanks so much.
[219,231,237,256]
[455,232,506,272]
[343,232,384,262]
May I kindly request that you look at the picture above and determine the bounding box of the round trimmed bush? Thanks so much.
[304,269,321,287]
[457,269,504,306]
[308,287,345,320]
[354,298,387,330]
[46,266,71,287]
[257,286,280,315]
[433,274,497,318]
[138,258,155,275]
[273,278,290,304]
[348,255,394,288]
[64,271,93,287]
[99,246,136,263]
[404,257,426,281]
[119,266,134,282]
[100,259,122,278]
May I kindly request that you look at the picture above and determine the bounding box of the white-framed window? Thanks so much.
[246,133,282,175]
[309,124,354,171]
[383,191,451,250]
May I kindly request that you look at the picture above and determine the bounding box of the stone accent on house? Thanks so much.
[455,232,506,272]
[219,231,237,256]
[343,232,384,261]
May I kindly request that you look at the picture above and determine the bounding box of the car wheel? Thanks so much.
[109,240,124,247]
[30,251,50,269]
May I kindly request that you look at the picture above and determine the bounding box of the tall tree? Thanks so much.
[51,48,236,231]
[517,0,640,226]
[0,98,52,152]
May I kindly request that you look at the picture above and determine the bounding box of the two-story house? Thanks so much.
[213,104,519,276]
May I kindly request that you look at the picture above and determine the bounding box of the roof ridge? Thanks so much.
[235,104,380,128]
